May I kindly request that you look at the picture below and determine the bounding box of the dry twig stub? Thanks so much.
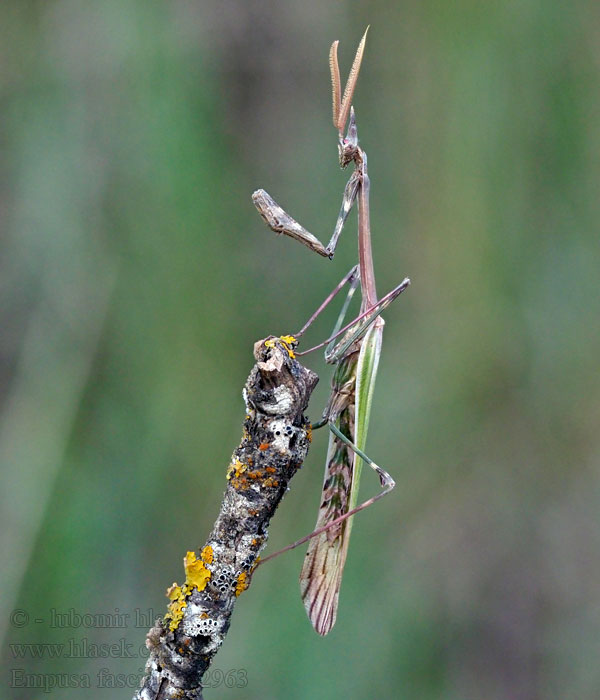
[134,337,318,700]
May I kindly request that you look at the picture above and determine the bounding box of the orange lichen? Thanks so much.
[230,464,283,491]
[163,548,213,632]
[232,476,249,490]
[264,335,297,359]
[184,550,211,591]
[227,458,246,480]
[230,465,258,489]
[235,572,249,597]
[166,582,182,601]
[201,545,213,565]
[258,443,270,451]
[164,582,190,631]
[279,335,297,358]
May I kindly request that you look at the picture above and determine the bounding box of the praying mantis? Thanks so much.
[252,28,410,635]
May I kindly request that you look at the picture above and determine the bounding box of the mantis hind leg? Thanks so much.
[328,421,394,491]
[257,420,394,566]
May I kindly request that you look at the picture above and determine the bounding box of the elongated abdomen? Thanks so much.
[299,408,356,635]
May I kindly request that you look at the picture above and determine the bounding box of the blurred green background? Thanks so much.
[1,2,599,699]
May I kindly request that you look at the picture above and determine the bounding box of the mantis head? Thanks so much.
[329,27,368,166]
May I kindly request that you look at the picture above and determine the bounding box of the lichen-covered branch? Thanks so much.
[133,336,318,700]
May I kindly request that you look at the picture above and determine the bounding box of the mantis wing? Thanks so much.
[350,317,383,511]
[299,320,383,635]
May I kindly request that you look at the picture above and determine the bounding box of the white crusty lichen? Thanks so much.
[182,603,226,647]
[267,417,299,453]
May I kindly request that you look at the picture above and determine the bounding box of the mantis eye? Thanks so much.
[338,139,356,169]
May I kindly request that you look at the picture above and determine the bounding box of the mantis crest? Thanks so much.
[253,28,410,635]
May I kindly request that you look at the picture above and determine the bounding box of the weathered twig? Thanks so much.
[133,337,318,700]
